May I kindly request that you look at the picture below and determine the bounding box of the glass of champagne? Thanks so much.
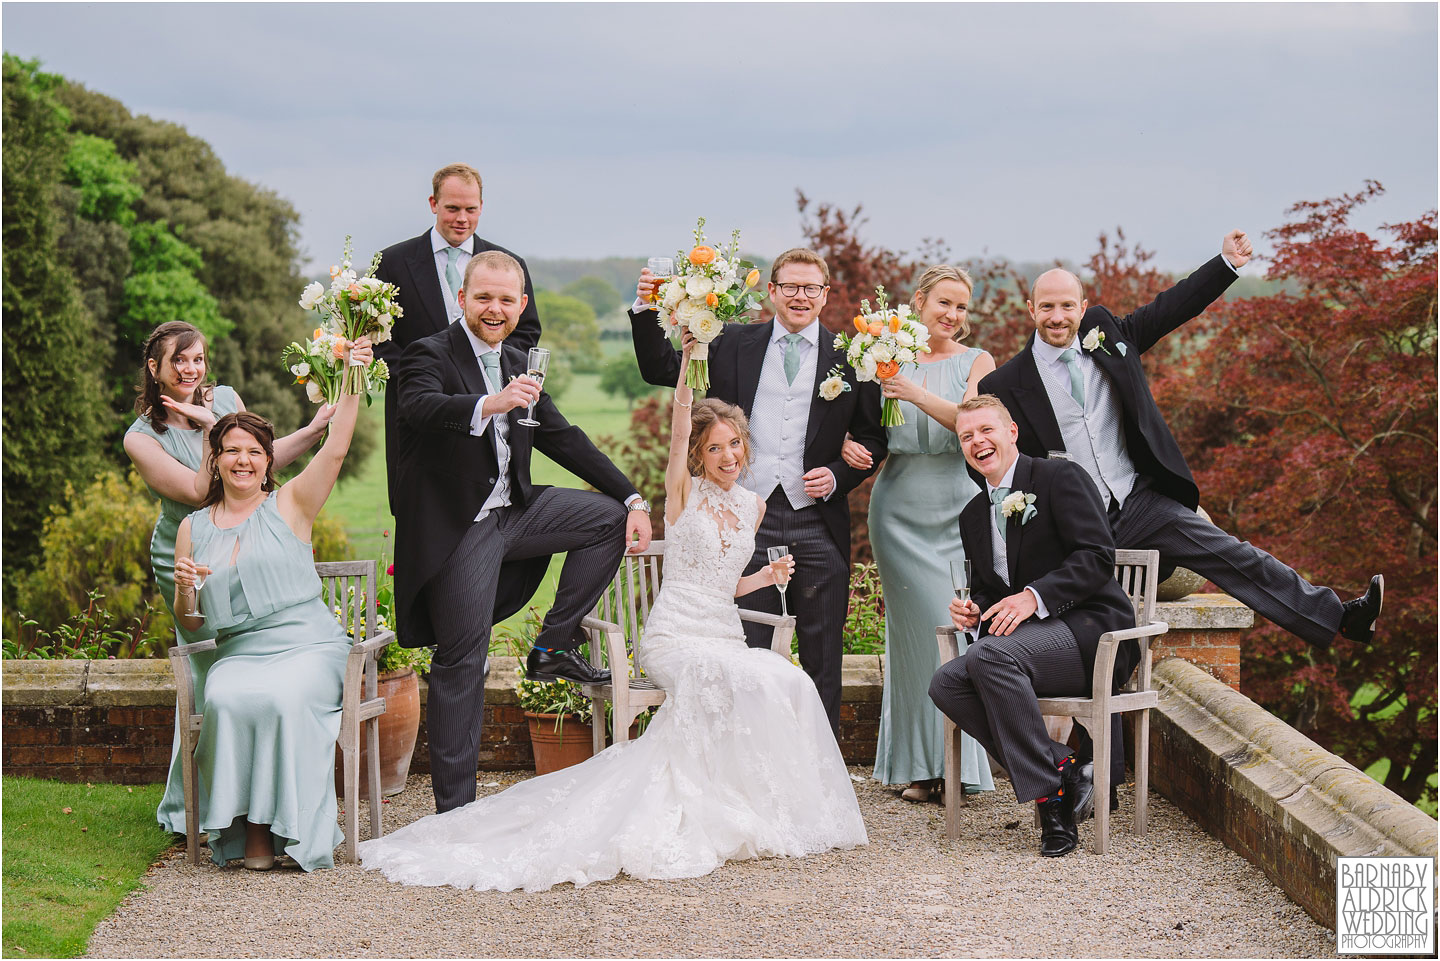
[517,347,549,428]
[767,545,791,617]
[949,560,971,604]
[646,257,674,309]
[185,557,208,620]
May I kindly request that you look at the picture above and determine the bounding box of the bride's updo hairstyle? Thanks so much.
[686,398,752,478]
[911,264,975,341]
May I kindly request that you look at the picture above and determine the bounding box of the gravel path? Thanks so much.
[87,768,1336,958]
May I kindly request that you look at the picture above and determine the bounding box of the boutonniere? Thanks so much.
[818,364,852,402]
[1001,490,1038,526]
[1081,328,1127,357]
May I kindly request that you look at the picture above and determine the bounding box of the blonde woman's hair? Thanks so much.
[912,263,975,341]
[686,399,751,480]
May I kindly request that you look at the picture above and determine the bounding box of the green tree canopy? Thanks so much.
[534,289,603,373]
[562,275,622,319]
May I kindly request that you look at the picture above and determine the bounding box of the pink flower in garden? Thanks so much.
[387,564,394,576]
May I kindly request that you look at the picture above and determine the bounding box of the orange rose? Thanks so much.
[745,268,761,288]
[889,315,902,333]
[332,338,349,359]
[348,283,362,297]
[706,292,719,307]
[853,316,868,334]
[868,322,883,336]
[875,360,900,380]
[688,245,716,266]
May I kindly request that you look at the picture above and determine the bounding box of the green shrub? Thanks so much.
[842,562,885,655]
[7,469,171,645]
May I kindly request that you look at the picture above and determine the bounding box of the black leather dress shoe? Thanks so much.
[1110,785,1120,812]
[1337,574,1384,645]
[1062,757,1095,823]
[526,647,611,685]
[1037,795,1078,857]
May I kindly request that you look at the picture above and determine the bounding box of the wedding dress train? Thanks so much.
[358,476,867,891]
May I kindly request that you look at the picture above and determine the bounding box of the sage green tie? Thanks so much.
[990,486,1010,533]
[479,350,501,391]
[783,333,804,385]
[1059,348,1086,407]
[445,247,463,305]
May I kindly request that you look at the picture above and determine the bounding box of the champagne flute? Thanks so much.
[517,347,549,428]
[767,545,791,617]
[185,557,208,620]
[646,257,674,308]
[949,560,971,603]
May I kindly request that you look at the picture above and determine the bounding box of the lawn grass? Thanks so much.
[2,777,173,958]
[326,338,660,637]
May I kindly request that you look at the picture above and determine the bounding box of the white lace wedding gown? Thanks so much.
[358,476,867,892]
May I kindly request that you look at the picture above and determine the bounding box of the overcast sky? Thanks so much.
[6,2,1436,275]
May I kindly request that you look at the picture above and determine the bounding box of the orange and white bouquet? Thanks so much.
[281,328,389,407]
[834,285,931,426]
[297,236,402,395]
[655,217,764,389]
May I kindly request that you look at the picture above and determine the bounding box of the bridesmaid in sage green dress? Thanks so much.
[843,265,997,803]
[122,321,332,838]
[171,337,371,871]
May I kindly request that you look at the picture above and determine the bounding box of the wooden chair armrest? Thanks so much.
[737,610,789,628]
[349,630,397,660]
[935,625,963,663]
[169,639,217,657]
[1090,621,1169,701]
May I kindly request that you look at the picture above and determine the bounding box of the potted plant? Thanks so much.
[335,549,429,797]
[516,670,597,775]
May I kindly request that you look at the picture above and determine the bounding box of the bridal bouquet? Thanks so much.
[297,236,402,395]
[655,217,764,390]
[281,327,389,407]
[834,285,932,426]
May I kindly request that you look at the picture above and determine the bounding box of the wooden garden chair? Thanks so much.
[934,548,1168,853]
[167,559,395,865]
[581,540,796,756]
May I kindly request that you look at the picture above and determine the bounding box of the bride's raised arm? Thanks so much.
[663,338,696,528]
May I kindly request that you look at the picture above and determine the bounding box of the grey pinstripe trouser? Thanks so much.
[928,619,1094,803]
[423,487,627,813]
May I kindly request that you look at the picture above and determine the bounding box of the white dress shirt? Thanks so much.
[985,458,1049,619]
[431,227,475,325]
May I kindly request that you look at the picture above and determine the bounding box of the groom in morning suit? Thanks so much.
[930,396,1136,858]
[977,230,1384,651]
[394,250,652,813]
[375,163,542,514]
[629,249,888,735]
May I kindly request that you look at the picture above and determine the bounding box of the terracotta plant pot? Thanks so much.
[335,668,421,798]
[525,711,595,775]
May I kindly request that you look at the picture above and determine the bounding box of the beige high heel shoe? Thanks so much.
[243,854,275,871]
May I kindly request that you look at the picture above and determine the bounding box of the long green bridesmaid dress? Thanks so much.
[185,493,350,870]
[126,386,239,833]
[870,348,995,793]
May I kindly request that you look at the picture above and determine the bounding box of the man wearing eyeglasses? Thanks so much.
[629,249,888,736]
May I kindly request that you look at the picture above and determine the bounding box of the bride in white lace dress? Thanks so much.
[359,343,867,892]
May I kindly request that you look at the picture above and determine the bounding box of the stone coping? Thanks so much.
[1152,654,1435,930]
[1155,593,1254,630]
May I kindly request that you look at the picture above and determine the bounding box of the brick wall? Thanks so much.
[3,596,1252,784]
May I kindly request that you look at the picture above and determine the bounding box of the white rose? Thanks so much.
[819,376,844,401]
[871,342,894,364]
[912,323,932,347]
[895,329,915,348]
[298,282,325,310]
[373,317,393,343]
[688,308,722,343]
[1001,491,1027,516]
[674,298,705,326]
[305,380,323,404]
[685,274,714,298]
[662,280,685,311]
[858,354,878,382]
[896,348,916,365]
[1082,328,1103,352]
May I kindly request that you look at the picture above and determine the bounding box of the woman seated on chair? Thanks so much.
[171,337,372,871]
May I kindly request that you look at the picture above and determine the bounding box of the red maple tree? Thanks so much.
[1155,182,1437,805]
